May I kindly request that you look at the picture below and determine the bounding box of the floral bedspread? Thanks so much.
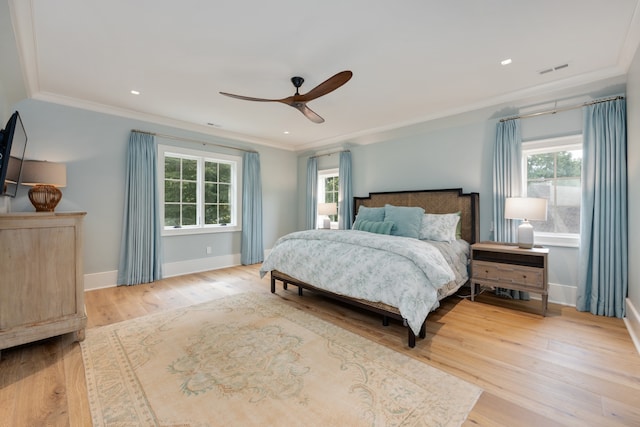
[259,229,458,335]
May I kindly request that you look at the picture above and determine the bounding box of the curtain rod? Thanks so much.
[499,95,625,123]
[131,129,258,153]
[310,149,350,159]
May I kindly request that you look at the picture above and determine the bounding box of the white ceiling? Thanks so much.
[8,0,640,151]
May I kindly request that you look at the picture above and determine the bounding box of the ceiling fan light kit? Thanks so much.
[220,70,353,123]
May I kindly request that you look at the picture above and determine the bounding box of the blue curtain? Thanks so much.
[117,131,163,285]
[241,152,264,265]
[492,119,529,299]
[493,119,522,242]
[338,151,353,229]
[577,98,627,317]
[306,157,318,229]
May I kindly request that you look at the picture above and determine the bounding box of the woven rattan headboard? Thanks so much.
[353,188,480,244]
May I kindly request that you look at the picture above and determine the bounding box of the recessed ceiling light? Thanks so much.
[130,90,140,95]
[501,58,512,66]
[283,131,290,135]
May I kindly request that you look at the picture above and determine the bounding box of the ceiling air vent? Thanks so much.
[539,63,569,75]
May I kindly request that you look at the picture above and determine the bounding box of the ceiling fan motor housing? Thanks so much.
[291,76,304,94]
[291,76,304,88]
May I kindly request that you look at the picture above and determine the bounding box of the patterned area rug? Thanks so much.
[81,292,481,426]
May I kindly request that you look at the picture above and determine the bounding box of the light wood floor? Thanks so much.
[1,264,639,426]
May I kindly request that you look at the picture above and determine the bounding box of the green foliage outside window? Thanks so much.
[204,161,232,225]
[164,155,233,228]
[526,151,581,234]
[324,176,339,222]
[164,157,197,227]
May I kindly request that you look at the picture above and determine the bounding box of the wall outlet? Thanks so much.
[206,246,212,255]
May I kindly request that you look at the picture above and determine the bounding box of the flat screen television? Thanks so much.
[0,111,28,197]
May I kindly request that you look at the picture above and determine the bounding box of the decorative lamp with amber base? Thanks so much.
[21,161,67,212]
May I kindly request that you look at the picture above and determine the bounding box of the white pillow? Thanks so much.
[419,213,460,242]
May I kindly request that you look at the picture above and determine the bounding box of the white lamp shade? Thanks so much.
[504,197,547,221]
[317,202,337,216]
[21,161,67,188]
[504,197,547,248]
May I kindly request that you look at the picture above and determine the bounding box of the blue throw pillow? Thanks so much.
[384,204,425,239]
[352,205,385,229]
[353,219,394,235]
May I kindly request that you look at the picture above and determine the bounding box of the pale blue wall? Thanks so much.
[349,117,492,236]
[10,99,298,275]
[0,0,26,121]
[627,43,640,318]
[295,84,624,299]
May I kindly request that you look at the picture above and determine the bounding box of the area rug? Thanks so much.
[81,292,481,426]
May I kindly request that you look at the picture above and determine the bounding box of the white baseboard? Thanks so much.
[84,270,118,290]
[162,254,241,278]
[528,282,576,307]
[83,254,243,291]
[548,282,577,307]
[624,298,640,356]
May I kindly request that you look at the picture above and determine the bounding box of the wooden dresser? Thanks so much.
[470,242,549,316]
[0,212,87,357]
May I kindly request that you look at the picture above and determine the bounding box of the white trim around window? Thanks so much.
[318,168,339,229]
[158,144,242,236]
[522,134,582,248]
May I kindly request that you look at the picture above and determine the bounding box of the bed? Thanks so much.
[259,188,480,347]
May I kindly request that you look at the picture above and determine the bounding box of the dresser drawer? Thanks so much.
[472,260,544,290]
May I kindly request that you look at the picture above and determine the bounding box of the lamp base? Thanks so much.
[28,185,62,212]
[517,220,534,249]
[322,218,331,229]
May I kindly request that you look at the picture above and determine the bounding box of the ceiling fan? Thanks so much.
[219,70,353,123]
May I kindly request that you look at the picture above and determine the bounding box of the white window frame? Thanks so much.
[158,144,242,236]
[318,168,339,229]
[521,134,582,248]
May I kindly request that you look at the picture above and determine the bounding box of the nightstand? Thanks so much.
[470,242,549,316]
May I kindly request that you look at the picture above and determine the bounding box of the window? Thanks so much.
[318,169,339,226]
[158,145,242,235]
[522,135,582,246]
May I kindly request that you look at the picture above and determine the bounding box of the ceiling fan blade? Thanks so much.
[297,70,353,102]
[293,103,324,123]
[220,71,350,123]
[219,92,283,102]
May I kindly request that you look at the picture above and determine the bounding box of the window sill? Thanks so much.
[162,225,241,237]
[534,233,579,248]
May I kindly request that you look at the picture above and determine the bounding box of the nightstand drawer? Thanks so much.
[472,260,544,289]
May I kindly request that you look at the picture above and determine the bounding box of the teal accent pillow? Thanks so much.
[384,204,425,239]
[352,205,385,229]
[353,219,394,235]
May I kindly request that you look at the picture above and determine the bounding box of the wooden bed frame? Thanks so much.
[270,188,480,347]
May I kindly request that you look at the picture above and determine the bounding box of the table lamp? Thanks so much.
[21,160,67,212]
[504,197,547,248]
[317,202,337,229]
